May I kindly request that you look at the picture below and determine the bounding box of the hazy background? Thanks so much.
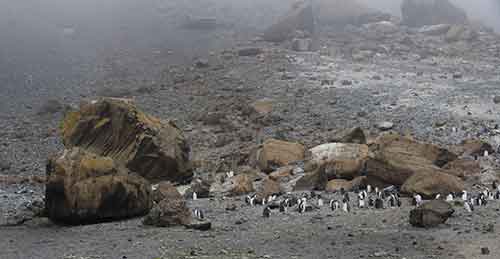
[0,0,499,113]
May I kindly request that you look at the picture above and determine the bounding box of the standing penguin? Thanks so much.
[318,195,324,207]
[279,200,287,213]
[413,194,423,207]
[435,194,441,200]
[358,192,366,208]
[375,198,384,209]
[464,201,474,213]
[461,191,468,201]
[193,209,205,220]
[446,193,454,202]
[245,194,256,206]
[263,206,271,218]
[330,199,340,211]
[193,192,198,201]
[367,185,372,194]
[298,197,307,213]
[342,197,350,213]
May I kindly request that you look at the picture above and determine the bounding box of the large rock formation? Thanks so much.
[325,176,366,193]
[60,98,192,183]
[409,200,454,228]
[45,148,152,224]
[257,139,306,173]
[366,133,457,186]
[152,181,183,204]
[401,170,464,198]
[310,143,369,180]
[401,0,468,27]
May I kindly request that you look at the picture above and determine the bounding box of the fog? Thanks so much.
[0,0,499,104]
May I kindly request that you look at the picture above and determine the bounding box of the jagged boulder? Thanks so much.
[257,139,306,173]
[401,170,464,199]
[60,98,192,183]
[152,181,183,204]
[45,148,152,224]
[255,178,282,201]
[310,143,369,180]
[293,163,328,191]
[224,174,255,196]
[143,198,192,227]
[442,159,481,180]
[329,127,367,144]
[401,0,467,27]
[409,200,454,228]
[366,133,457,185]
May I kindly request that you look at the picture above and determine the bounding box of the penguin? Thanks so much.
[446,193,454,202]
[464,201,474,213]
[193,192,198,201]
[298,198,307,213]
[263,206,271,218]
[368,197,375,208]
[340,188,346,196]
[495,190,500,200]
[413,194,423,207]
[279,200,287,213]
[318,196,324,207]
[226,171,234,178]
[375,198,384,209]
[395,193,402,207]
[493,180,498,191]
[194,209,205,220]
[330,199,340,211]
[358,195,366,209]
[461,191,468,201]
[245,194,256,206]
[343,192,350,203]
[387,194,396,208]
[342,197,350,213]
[484,150,489,157]
[435,194,441,200]
[367,185,372,194]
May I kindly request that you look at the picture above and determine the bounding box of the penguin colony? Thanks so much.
[190,181,500,221]
[238,181,500,218]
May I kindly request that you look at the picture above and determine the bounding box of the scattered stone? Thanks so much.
[257,139,306,173]
[418,24,452,36]
[409,200,454,228]
[194,59,210,68]
[0,160,11,171]
[60,98,192,183]
[143,198,191,227]
[494,96,500,104]
[237,47,263,57]
[45,148,152,224]
[376,121,394,131]
[37,99,65,115]
[341,80,352,86]
[445,25,478,42]
[186,220,212,231]
[291,38,312,52]
[452,73,463,79]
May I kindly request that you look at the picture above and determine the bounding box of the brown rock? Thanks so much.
[185,179,211,199]
[401,170,465,199]
[366,133,457,185]
[269,166,294,181]
[226,174,255,196]
[442,159,481,180]
[143,198,191,227]
[152,181,183,203]
[293,164,328,191]
[45,148,152,224]
[258,139,306,173]
[60,98,192,184]
[409,200,454,228]
[325,176,366,193]
[256,178,282,201]
[310,143,369,180]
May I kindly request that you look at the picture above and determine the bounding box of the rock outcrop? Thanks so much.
[366,134,457,186]
[401,170,464,198]
[325,176,366,193]
[401,0,467,27]
[45,148,152,224]
[257,139,306,173]
[152,181,183,204]
[409,200,454,228]
[262,1,315,42]
[143,198,192,227]
[310,143,369,180]
[60,98,192,184]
